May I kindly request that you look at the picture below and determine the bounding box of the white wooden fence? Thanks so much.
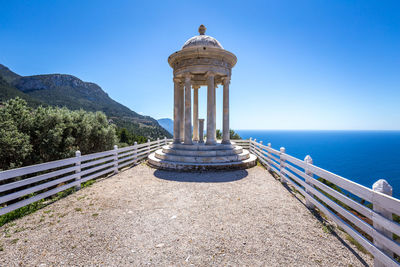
[1,137,399,266]
[248,138,400,267]
[0,138,172,216]
[232,139,250,149]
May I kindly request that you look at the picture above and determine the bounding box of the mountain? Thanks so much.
[157,118,173,134]
[0,76,44,107]
[0,64,21,83]
[0,64,171,139]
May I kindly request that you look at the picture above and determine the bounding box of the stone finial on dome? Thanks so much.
[182,25,223,49]
[198,24,206,35]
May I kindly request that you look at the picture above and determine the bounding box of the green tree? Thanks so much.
[119,128,130,144]
[215,129,241,140]
[0,120,32,170]
[0,98,33,169]
[0,97,118,170]
[216,129,222,139]
[230,129,241,140]
[116,127,148,146]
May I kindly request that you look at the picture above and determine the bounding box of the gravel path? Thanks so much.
[0,163,372,266]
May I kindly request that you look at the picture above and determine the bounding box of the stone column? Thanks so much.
[222,76,231,144]
[178,82,185,142]
[213,82,217,140]
[184,74,193,145]
[206,72,216,145]
[173,77,181,143]
[192,86,200,142]
[199,119,204,143]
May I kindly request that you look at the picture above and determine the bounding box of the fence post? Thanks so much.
[249,138,253,153]
[113,145,119,174]
[75,150,81,190]
[258,141,264,167]
[133,142,138,164]
[147,139,151,156]
[264,143,271,171]
[279,147,286,183]
[164,136,167,145]
[304,155,315,209]
[372,179,394,266]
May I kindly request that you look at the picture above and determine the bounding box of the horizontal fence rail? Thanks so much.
[231,139,250,149]
[247,138,400,267]
[1,136,399,266]
[0,137,172,217]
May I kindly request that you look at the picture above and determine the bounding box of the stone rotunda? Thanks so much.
[148,25,256,170]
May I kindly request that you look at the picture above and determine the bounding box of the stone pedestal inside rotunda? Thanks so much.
[148,25,256,171]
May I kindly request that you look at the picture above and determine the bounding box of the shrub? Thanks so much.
[0,97,118,170]
[216,129,242,140]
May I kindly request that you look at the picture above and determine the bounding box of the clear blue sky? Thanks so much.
[1,0,399,130]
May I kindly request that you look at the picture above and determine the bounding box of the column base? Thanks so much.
[221,140,231,144]
[148,142,257,171]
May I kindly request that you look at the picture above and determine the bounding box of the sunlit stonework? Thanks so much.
[148,25,256,170]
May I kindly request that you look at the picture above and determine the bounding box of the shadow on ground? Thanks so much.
[153,169,249,183]
[281,183,370,267]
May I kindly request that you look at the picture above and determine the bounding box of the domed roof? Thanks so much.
[182,25,223,50]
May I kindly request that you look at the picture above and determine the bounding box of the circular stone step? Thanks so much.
[171,143,235,151]
[154,149,250,163]
[162,145,243,157]
[147,142,256,171]
[148,152,257,171]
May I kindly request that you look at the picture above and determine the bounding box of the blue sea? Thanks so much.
[236,130,400,199]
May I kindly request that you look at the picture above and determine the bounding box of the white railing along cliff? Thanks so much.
[247,138,400,267]
[0,137,172,216]
[1,137,399,266]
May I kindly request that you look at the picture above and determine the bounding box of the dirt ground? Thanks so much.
[0,163,372,266]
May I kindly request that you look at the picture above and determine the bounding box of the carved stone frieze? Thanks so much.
[173,57,231,70]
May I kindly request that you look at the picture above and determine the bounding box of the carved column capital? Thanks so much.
[222,76,231,86]
[173,77,182,84]
[183,72,194,82]
[205,71,216,79]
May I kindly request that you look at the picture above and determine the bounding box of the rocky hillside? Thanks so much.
[0,64,21,83]
[0,64,171,139]
[0,76,44,107]
[157,118,173,134]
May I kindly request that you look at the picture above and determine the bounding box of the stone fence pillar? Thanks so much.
[372,179,394,267]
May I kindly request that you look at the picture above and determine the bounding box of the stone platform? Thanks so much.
[148,141,257,171]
